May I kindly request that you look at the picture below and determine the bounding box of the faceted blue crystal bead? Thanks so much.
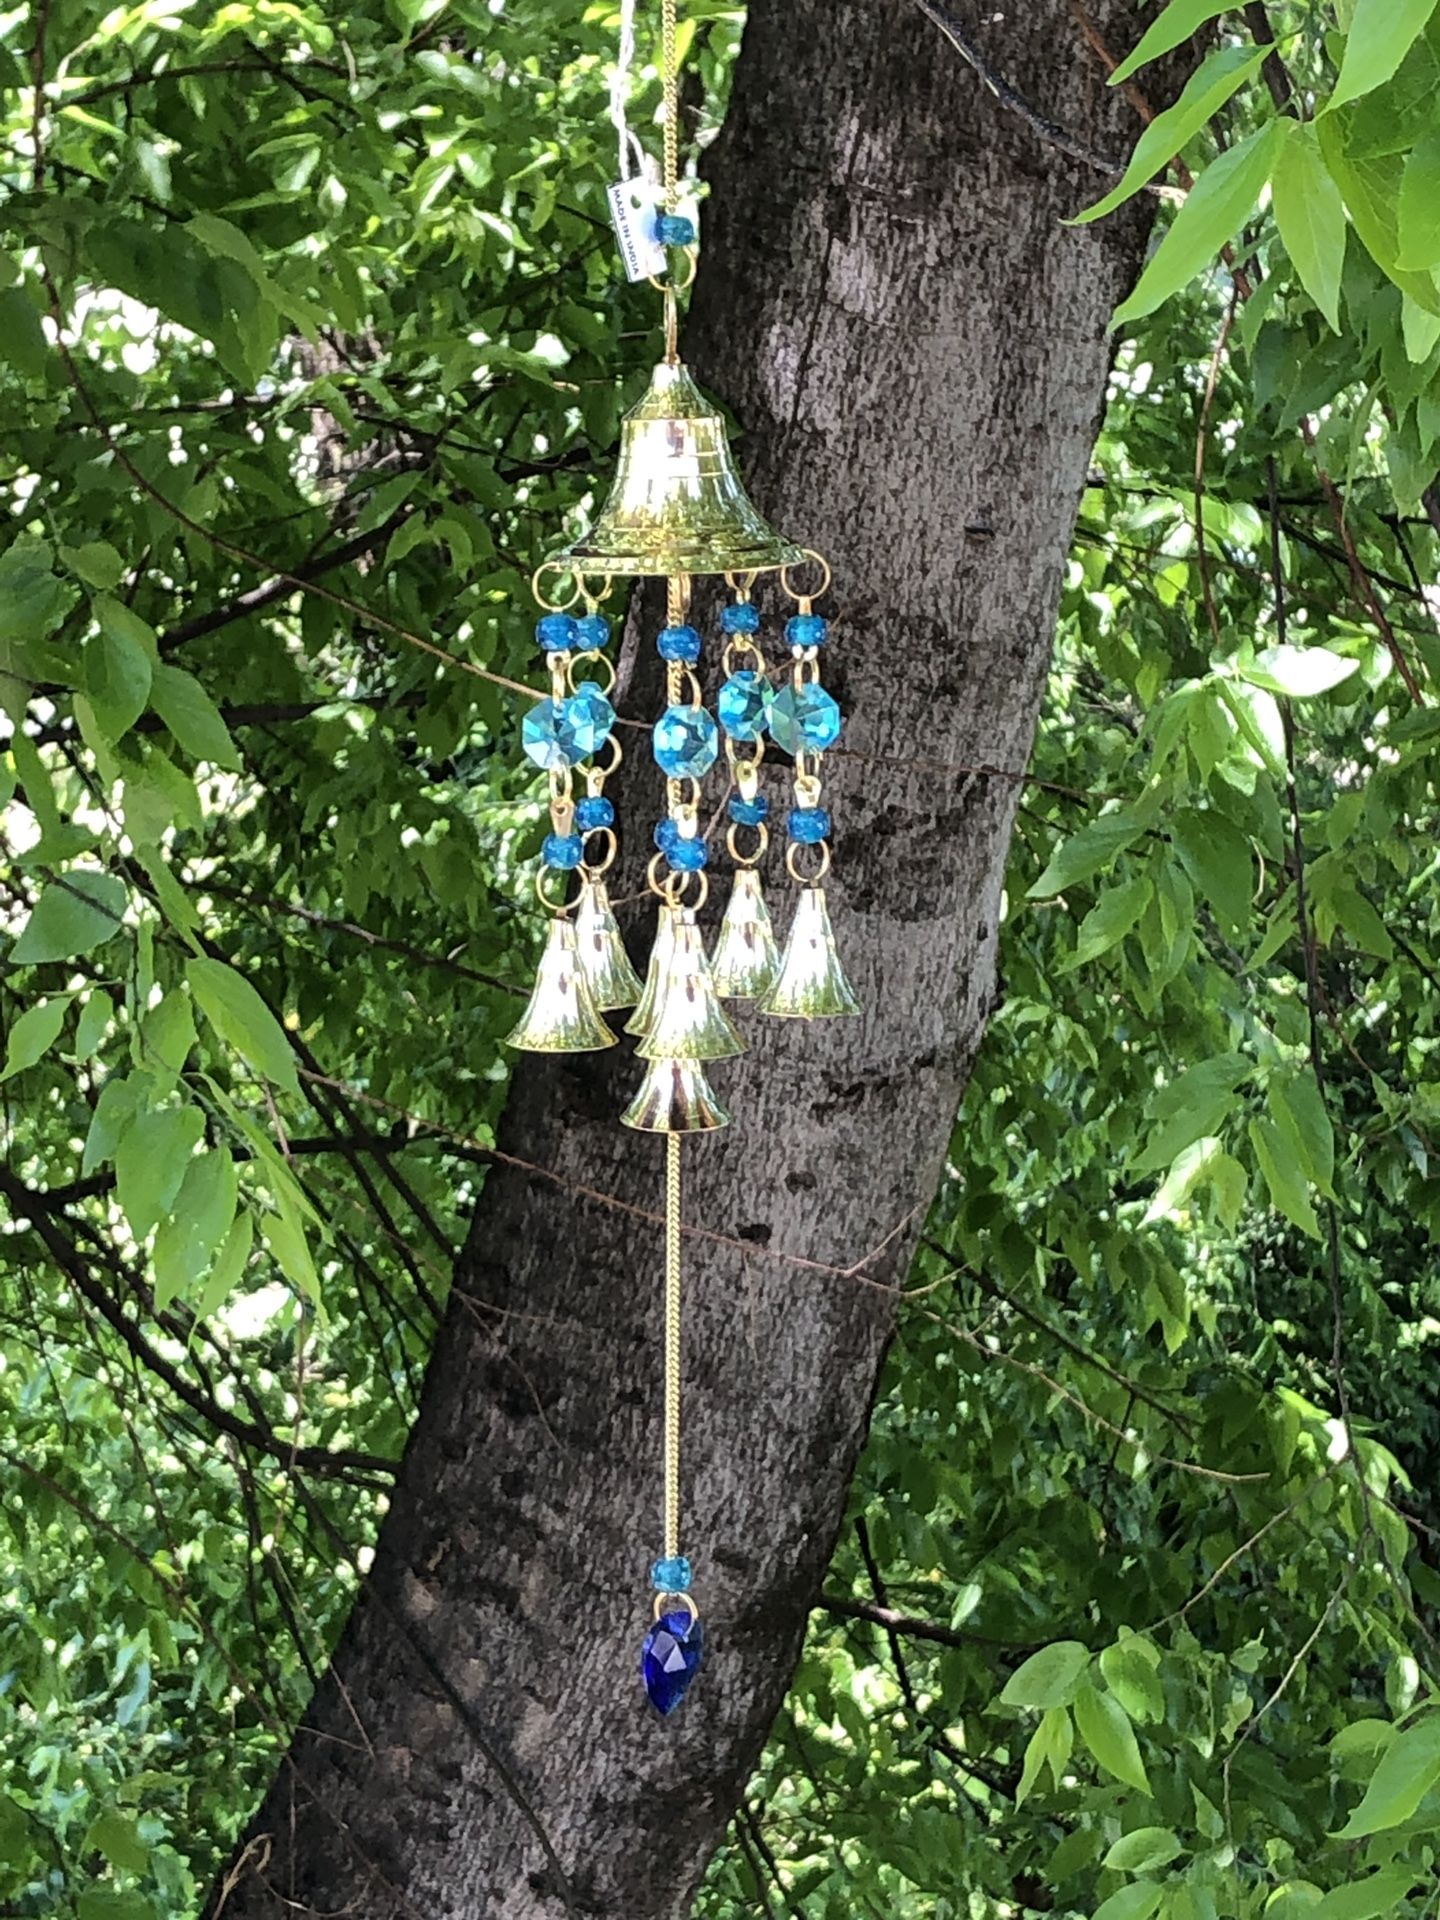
[543,831,583,870]
[654,819,708,870]
[575,794,615,831]
[789,805,831,844]
[785,612,829,649]
[535,612,578,651]
[561,682,616,758]
[651,1555,693,1592]
[642,1608,705,1716]
[721,601,761,636]
[717,671,773,743]
[521,700,575,771]
[770,683,842,756]
[574,611,612,650]
[729,792,770,827]
[653,703,719,778]
[658,624,702,664]
[655,212,696,247]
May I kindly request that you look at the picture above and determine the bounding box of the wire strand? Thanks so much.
[664,1129,682,1561]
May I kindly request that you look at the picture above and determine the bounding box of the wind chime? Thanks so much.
[506,0,860,1716]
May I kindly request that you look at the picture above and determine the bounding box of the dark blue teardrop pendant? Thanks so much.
[642,1608,705,1716]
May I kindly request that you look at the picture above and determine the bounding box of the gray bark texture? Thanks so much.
[214,1,1171,1913]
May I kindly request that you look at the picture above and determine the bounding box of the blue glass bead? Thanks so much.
[575,795,615,831]
[786,612,829,649]
[642,1607,704,1716]
[721,601,761,636]
[542,831,583,870]
[655,212,696,247]
[789,805,831,844]
[729,793,770,827]
[654,819,707,870]
[658,623,702,664]
[560,682,616,758]
[574,612,612,650]
[717,670,773,743]
[770,683,842,756]
[521,700,575,771]
[653,703,719,778]
[651,1555,693,1592]
[535,612,578,651]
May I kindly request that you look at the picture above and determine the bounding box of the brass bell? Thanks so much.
[505,917,618,1053]
[710,867,781,1000]
[636,911,745,1061]
[622,1055,732,1133]
[761,887,862,1019]
[557,361,806,579]
[574,876,644,1011]
[626,901,679,1037]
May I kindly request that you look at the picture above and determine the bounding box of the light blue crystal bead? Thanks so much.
[543,832,583,869]
[576,795,614,831]
[786,612,828,649]
[535,612,578,651]
[574,612,612,650]
[717,671,772,743]
[521,700,574,771]
[770,683,842,755]
[561,682,616,758]
[721,601,761,636]
[651,1555,693,1592]
[653,704,719,778]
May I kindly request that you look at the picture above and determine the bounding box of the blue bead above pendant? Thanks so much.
[642,1606,705,1716]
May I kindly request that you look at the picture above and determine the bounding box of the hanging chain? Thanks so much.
[661,0,678,209]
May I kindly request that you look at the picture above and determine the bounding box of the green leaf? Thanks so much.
[1131,1053,1251,1175]
[0,996,70,1080]
[1061,876,1153,970]
[187,957,299,1094]
[0,286,49,380]
[153,1149,238,1312]
[1000,1640,1091,1709]
[1249,1115,1322,1239]
[1115,123,1282,328]
[1076,45,1269,225]
[74,988,114,1057]
[1093,1881,1163,1920]
[1397,128,1440,269]
[1326,0,1440,111]
[78,1892,158,1920]
[196,1208,255,1320]
[1074,1682,1152,1794]
[61,541,126,590]
[1241,644,1358,697]
[10,871,127,964]
[1027,813,1145,899]
[84,598,156,742]
[1103,1827,1182,1873]
[1101,1639,1165,1725]
[1171,808,1254,933]
[83,1809,149,1875]
[149,663,241,770]
[115,1104,205,1240]
[1109,0,1232,85]
[1313,1871,1419,1920]
[261,1200,321,1307]
[1333,1711,1440,1837]
[1268,1072,1335,1198]
[1271,122,1348,333]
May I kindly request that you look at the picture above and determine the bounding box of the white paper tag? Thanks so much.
[608,177,666,283]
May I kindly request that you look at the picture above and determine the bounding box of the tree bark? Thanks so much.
[214,1,1169,1913]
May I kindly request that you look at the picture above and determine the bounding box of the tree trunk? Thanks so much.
[214,2,1167,1912]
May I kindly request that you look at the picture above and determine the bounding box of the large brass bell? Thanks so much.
[635,912,745,1061]
[574,876,644,1011]
[505,917,618,1053]
[557,361,805,579]
[710,867,781,1000]
[621,1056,732,1133]
[761,886,862,1020]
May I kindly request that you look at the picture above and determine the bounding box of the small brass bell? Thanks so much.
[574,876,644,1011]
[761,887,862,1020]
[558,361,806,579]
[710,867,781,1000]
[505,917,618,1053]
[622,1056,732,1134]
[636,912,745,1061]
[626,901,679,1037]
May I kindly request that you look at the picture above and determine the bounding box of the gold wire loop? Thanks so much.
[653,1588,699,1626]
[578,571,614,608]
[779,549,832,603]
[677,667,704,710]
[590,732,623,782]
[721,635,766,676]
[786,839,831,885]
[531,562,583,612]
[567,650,617,698]
[535,865,578,915]
[547,766,574,805]
[580,826,618,878]
[647,245,698,295]
[724,569,758,597]
[646,852,709,911]
[726,820,768,868]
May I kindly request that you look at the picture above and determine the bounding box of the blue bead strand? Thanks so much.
[658,623,702,664]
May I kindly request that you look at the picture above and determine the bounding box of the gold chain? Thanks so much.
[664,1128,682,1561]
[661,0,678,208]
